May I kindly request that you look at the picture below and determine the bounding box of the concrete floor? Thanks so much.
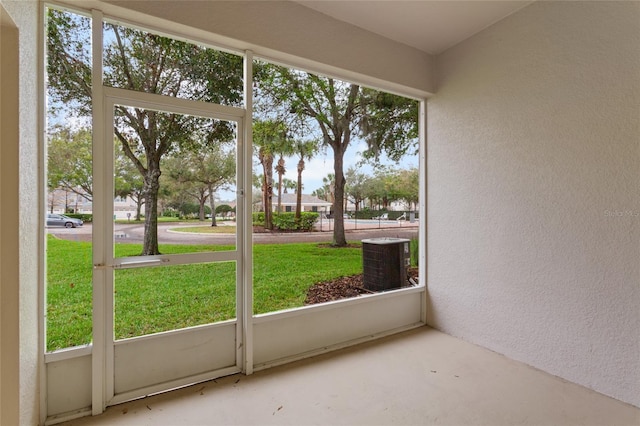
[62,327,639,426]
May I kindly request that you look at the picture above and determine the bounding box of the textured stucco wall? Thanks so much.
[428,1,640,407]
[0,0,40,424]
[1,4,20,425]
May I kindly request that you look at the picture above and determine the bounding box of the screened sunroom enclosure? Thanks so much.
[42,3,427,424]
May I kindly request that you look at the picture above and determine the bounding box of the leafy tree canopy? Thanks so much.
[47,126,92,201]
[255,63,418,245]
[47,8,243,254]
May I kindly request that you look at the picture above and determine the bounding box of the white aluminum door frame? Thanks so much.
[88,9,252,413]
[93,86,246,410]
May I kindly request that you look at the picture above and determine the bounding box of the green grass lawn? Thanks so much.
[46,236,362,351]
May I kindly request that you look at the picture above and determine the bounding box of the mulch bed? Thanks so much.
[305,267,418,305]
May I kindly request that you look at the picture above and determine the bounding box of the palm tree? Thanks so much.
[282,178,297,194]
[274,142,295,214]
[253,120,288,229]
[322,174,336,204]
[293,140,318,221]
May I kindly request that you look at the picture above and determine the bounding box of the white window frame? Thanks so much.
[41,2,427,423]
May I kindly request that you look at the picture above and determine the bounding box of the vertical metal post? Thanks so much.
[242,50,254,375]
[90,8,107,415]
[418,99,428,324]
[38,3,48,423]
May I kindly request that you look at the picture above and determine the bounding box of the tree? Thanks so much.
[358,91,419,162]
[344,167,369,215]
[257,65,417,246]
[47,10,242,254]
[274,178,296,195]
[364,167,393,210]
[274,142,294,214]
[163,158,211,220]
[253,120,289,230]
[274,157,286,207]
[281,178,297,194]
[387,167,419,211]
[312,173,335,204]
[311,187,327,201]
[216,204,234,216]
[47,126,93,202]
[165,146,235,226]
[293,140,319,220]
[114,143,145,220]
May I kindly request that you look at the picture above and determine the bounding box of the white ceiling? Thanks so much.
[295,1,534,55]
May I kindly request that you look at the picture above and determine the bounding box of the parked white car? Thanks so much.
[373,213,389,220]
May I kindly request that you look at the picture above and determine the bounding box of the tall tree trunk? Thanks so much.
[135,196,143,221]
[142,166,161,255]
[332,146,347,247]
[295,158,304,221]
[276,156,285,214]
[261,154,274,230]
[198,187,207,221]
[198,198,206,221]
[208,183,217,227]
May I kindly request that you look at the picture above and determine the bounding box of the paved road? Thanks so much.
[47,220,419,245]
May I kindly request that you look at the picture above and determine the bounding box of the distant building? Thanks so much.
[47,188,140,219]
[47,188,92,214]
[269,193,332,213]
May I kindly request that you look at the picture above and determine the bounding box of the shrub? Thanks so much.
[162,209,180,218]
[272,212,319,231]
[298,212,319,231]
[65,213,93,223]
[273,212,297,230]
[252,212,265,226]
[253,212,318,231]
